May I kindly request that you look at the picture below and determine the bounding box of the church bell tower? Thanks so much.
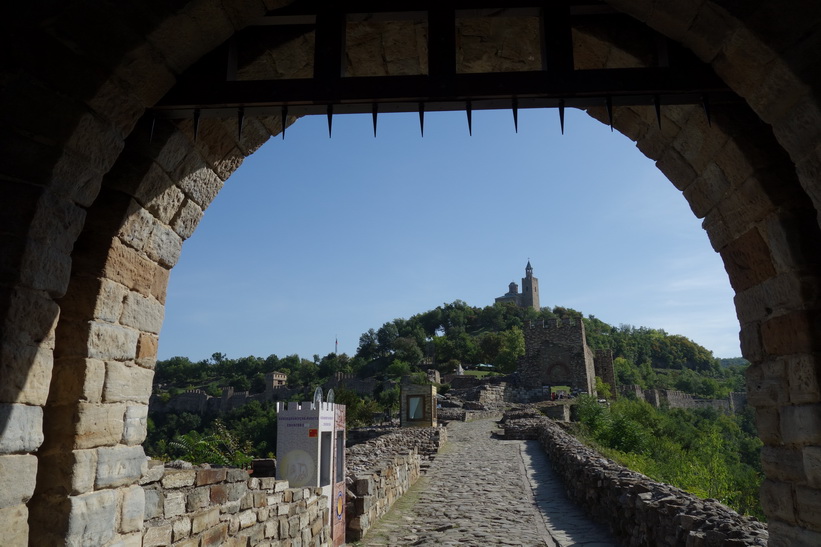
[521,260,540,310]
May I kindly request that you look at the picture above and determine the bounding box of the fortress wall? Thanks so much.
[140,462,329,546]
[503,416,768,546]
[345,427,446,541]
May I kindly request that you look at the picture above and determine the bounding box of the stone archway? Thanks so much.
[1,1,820,545]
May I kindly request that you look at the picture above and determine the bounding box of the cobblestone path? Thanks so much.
[355,418,617,547]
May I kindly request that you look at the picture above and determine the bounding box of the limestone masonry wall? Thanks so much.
[140,461,329,546]
[503,416,768,546]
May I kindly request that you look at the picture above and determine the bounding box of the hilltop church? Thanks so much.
[495,261,540,310]
[496,262,616,397]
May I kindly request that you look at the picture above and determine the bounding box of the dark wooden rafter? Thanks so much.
[152,0,740,120]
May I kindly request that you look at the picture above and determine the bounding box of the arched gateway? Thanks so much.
[1,1,820,544]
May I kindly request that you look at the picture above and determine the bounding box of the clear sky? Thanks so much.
[158,107,742,363]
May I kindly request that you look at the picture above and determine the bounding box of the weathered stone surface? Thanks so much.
[176,164,224,209]
[164,490,186,518]
[191,507,220,534]
[122,404,148,445]
[162,469,197,489]
[0,504,29,547]
[140,459,165,485]
[143,485,164,520]
[171,515,192,541]
[144,222,182,268]
[136,332,159,369]
[120,485,145,533]
[86,321,139,362]
[74,402,126,449]
[103,361,153,403]
[0,403,44,454]
[0,455,37,508]
[119,291,164,334]
[171,197,204,240]
[196,468,227,486]
[66,490,117,546]
[186,486,210,512]
[781,404,821,445]
[0,341,53,406]
[96,444,147,488]
[142,523,172,547]
[805,446,821,489]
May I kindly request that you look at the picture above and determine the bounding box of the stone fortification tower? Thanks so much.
[521,261,540,310]
[519,318,597,395]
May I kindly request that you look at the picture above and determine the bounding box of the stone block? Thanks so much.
[201,522,229,547]
[805,446,821,489]
[176,160,224,209]
[119,291,165,334]
[191,507,220,534]
[227,468,250,482]
[164,490,186,518]
[162,469,196,489]
[140,459,165,485]
[135,332,159,369]
[48,357,106,405]
[210,483,228,504]
[239,509,257,529]
[122,404,148,445]
[746,360,789,407]
[103,360,153,403]
[787,354,821,404]
[150,264,170,306]
[66,490,116,546]
[186,486,210,511]
[781,404,821,445]
[142,523,172,547]
[796,485,821,530]
[196,467,227,486]
[102,238,156,297]
[760,479,796,524]
[762,311,821,356]
[172,515,192,541]
[171,197,204,240]
[0,341,53,406]
[226,481,248,502]
[86,321,140,362]
[95,444,147,488]
[143,485,164,520]
[0,455,37,508]
[145,184,185,225]
[91,278,130,323]
[762,445,806,482]
[755,407,781,444]
[0,403,44,453]
[719,227,777,293]
[0,505,29,547]
[117,200,156,252]
[144,222,182,268]
[768,519,821,547]
[119,484,145,533]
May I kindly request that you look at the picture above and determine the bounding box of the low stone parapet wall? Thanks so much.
[140,461,329,546]
[345,426,447,540]
[503,416,768,546]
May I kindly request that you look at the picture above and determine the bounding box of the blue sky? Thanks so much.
[158,107,742,362]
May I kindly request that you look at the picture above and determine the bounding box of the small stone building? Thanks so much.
[400,384,438,428]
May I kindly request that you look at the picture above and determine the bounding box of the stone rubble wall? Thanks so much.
[503,417,769,546]
[619,385,747,414]
[345,426,447,541]
[140,461,329,546]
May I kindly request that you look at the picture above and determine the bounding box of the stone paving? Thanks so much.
[355,418,618,547]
